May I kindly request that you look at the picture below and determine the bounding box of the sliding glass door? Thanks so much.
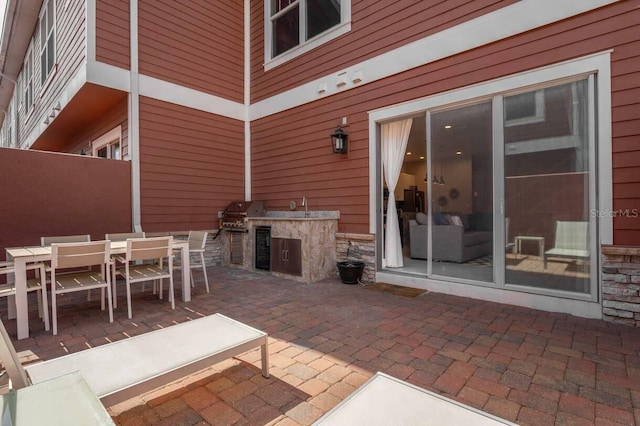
[502,78,593,294]
[383,75,596,301]
[429,102,494,283]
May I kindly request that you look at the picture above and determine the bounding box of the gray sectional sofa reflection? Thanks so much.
[409,212,492,263]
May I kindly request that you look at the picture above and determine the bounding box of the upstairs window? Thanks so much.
[40,0,56,86]
[2,108,12,147]
[266,0,350,68]
[23,48,33,116]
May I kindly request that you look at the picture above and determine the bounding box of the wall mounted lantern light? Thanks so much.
[331,126,348,154]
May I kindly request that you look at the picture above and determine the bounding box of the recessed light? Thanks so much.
[419,156,424,160]
[406,152,412,155]
[456,150,462,155]
[444,125,452,129]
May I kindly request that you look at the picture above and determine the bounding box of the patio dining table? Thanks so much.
[5,239,191,340]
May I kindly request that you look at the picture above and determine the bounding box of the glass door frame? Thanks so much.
[371,52,612,307]
[498,75,598,302]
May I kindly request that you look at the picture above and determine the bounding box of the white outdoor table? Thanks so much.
[314,372,516,425]
[5,239,191,340]
[514,235,545,259]
[0,371,114,425]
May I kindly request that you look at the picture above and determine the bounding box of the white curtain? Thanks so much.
[382,119,413,268]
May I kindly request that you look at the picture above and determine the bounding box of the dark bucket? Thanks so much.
[337,261,365,284]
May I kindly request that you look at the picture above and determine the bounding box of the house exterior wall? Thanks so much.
[1,0,638,321]
[138,96,245,232]
[17,0,87,145]
[251,1,640,243]
[251,0,518,103]
[138,0,244,102]
[96,0,130,69]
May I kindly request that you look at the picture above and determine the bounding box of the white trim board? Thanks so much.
[86,61,131,92]
[251,0,619,121]
[86,0,96,62]
[84,62,245,121]
[244,0,252,200]
[138,75,245,121]
[129,0,142,233]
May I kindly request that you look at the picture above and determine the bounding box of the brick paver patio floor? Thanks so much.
[5,266,640,425]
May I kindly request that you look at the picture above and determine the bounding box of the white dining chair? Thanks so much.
[116,236,174,319]
[50,241,113,335]
[41,234,94,299]
[182,231,209,293]
[0,261,50,331]
[41,234,92,246]
[106,232,146,308]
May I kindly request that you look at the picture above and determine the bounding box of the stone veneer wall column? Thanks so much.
[204,230,224,266]
[336,233,375,284]
[148,229,224,266]
[602,246,640,326]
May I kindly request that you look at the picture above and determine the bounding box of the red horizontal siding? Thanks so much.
[251,0,517,102]
[251,1,640,242]
[96,0,130,69]
[138,0,244,102]
[139,97,244,232]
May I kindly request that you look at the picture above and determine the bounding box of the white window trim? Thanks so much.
[264,0,351,71]
[22,45,34,117]
[92,126,122,159]
[368,51,613,246]
[39,0,56,88]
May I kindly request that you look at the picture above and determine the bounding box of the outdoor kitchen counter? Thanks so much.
[241,212,339,283]
[254,211,340,220]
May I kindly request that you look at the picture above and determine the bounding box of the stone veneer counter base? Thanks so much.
[240,212,339,283]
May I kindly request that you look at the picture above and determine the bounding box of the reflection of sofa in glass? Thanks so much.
[409,213,492,263]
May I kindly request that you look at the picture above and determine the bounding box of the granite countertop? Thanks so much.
[247,211,340,220]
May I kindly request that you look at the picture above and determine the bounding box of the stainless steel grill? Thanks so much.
[220,201,266,232]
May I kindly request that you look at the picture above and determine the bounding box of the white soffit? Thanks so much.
[250,0,620,121]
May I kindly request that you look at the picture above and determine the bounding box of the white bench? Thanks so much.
[0,314,269,407]
[314,372,515,425]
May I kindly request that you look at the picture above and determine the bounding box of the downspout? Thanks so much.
[129,0,142,232]
[244,0,251,201]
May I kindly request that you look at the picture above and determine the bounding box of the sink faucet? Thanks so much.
[302,196,310,217]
